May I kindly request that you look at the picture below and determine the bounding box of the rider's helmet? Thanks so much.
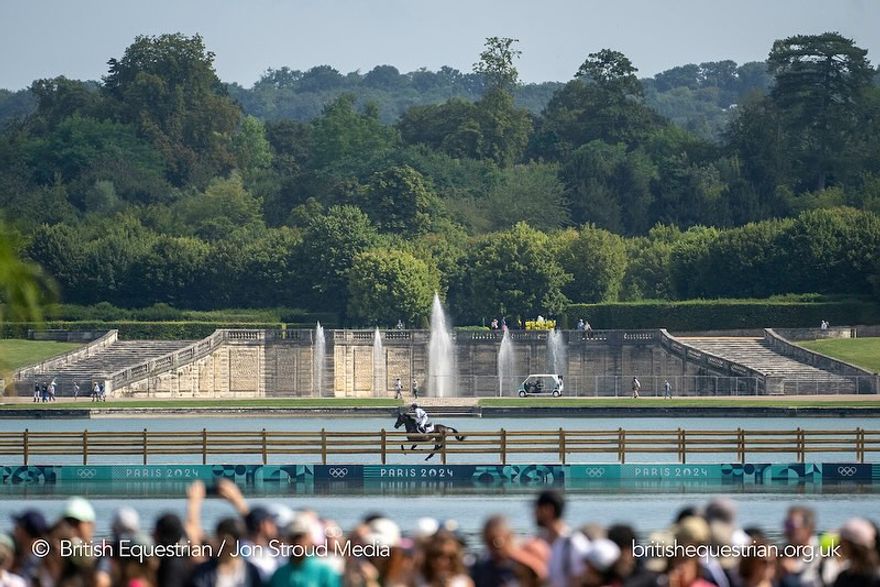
[411,403,418,409]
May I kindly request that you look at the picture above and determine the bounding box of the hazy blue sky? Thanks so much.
[1,0,878,90]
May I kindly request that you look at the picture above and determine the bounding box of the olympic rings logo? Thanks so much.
[328,468,348,478]
[583,468,605,478]
[77,468,97,479]
[837,466,857,477]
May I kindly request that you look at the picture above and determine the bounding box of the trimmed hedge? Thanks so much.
[36,304,338,326]
[564,298,880,330]
[1,322,287,340]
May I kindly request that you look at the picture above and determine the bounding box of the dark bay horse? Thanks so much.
[393,411,465,461]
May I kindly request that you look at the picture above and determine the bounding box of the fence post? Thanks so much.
[678,428,686,464]
[856,427,865,464]
[381,429,387,465]
[500,429,507,465]
[559,428,566,465]
[202,428,207,465]
[618,428,626,464]
[441,431,447,465]
[142,429,148,465]
[321,429,327,465]
[82,430,88,466]
[261,429,268,465]
[797,428,805,464]
[737,428,745,464]
[23,429,29,466]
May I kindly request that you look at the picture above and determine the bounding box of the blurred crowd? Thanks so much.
[0,482,878,587]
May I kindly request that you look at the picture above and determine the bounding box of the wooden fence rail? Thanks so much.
[0,429,877,466]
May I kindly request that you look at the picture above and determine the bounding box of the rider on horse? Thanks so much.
[410,402,433,433]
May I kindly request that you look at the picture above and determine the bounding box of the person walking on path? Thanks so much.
[412,378,419,400]
[394,377,403,400]
[631,377,641,399]
[663,379,672,399]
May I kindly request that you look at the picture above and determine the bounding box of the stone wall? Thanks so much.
[113,329,745,398]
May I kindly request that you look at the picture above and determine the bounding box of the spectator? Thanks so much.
[62,496,97,543]
[471,515,543,587]
[188,517,262,587]
[270,512,340,587]
[631,377,641,399]
[10,509,47,583]
[534,490,590,587]
[607,524,655,587]
[580,538,621,587]
[412,379,420,400]
[585,321,593,339]
[833,518,879,587]
[244,507,282,582]
[0,533,25,587]
[154,513,192,587]
[780,506,822,587]
[739,537,777,587]
[420,531,473,587]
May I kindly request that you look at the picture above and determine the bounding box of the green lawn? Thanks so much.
[798,337,880,372]
[0,398,402,410]
[479,398,880,409]
[0,339,82,371]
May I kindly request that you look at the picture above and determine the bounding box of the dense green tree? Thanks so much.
[298,205,380,315]
[484,163,569,231]
[557,225,628,302]
[347,248,438,326]
[102,33,241,185]
[310,94,397,168]
[767,33,874,191]
[172,174,263,241]
[450,222,570,322]
[360,165,442,236]
[561,140,656,233]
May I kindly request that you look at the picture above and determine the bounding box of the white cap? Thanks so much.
[63,497,96,523]
[414,517,439,539]
[586,538,621,573]
[364,518,401,549]
[111,507,140,535]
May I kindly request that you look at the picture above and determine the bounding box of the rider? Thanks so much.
[411,403,432,433]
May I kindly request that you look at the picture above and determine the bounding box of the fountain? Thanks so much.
[547,329,566,375]
[313,322,326,396]
[372,327,384,397]
[497,329,516,397]
[428,293,456,397]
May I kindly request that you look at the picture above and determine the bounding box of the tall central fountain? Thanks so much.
[497,330,516,397]
[313,322,326,396]
[428,293,456,397]
[372,327,384,397]
[547,329,566,375]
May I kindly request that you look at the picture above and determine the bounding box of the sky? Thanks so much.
[1,0,879,90]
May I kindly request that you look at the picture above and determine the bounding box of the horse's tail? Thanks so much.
[448,427,466,442]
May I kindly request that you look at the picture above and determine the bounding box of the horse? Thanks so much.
[393,411,465,461]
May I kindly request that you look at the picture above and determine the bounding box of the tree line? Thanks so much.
[0,32,879,325]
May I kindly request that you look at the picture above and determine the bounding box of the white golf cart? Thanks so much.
[517,373,564,397]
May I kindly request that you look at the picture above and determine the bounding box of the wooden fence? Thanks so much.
[0,429,876,466]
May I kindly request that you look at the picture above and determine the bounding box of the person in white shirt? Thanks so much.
[534,490,590,587]
[411,403,432,433]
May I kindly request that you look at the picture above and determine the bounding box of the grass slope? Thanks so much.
[0,340,82,371]
[798,338,880,373]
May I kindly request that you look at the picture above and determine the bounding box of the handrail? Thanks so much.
[658,329,769,388]
[2,428,876,466]
[106,329,229,391]
[13,330,117,381]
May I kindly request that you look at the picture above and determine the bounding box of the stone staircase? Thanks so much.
[21,340,193,396]
[676,337,857,393]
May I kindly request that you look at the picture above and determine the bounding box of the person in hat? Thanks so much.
[411,403,432,434]
[270,512,340,587]
[244,507,282,582]
[10,509,48,583]
[62,496,96,543]
[833,518,879,587]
